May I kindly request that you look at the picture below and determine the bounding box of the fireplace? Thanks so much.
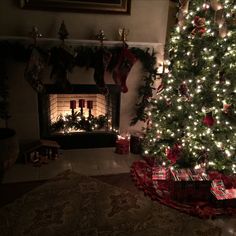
[38,84,120,149]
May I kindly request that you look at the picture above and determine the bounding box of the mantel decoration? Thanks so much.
[0,22,159,127]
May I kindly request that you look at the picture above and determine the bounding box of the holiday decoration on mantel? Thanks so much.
[93,30,112,95]
[24,26,45,93]
[112,28,137,93]
[142,0,236,175]
[0,24,158,126]
[49,21,75,90]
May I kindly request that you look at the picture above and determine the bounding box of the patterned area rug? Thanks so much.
[0,170,223,236]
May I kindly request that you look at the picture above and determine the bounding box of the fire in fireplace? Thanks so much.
[38,84,120,148]
[49,93,112,133]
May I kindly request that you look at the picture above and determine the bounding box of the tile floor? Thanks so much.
[2,147,236,235]
[2,147,141,183]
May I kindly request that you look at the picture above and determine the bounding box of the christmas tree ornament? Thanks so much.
[223,103,232,114]
[191,16,206,36]
[179,82,189,99]
[203,111,215,127]
[166,144,181,164]
[112,46,137,93]
[219,70,226,83]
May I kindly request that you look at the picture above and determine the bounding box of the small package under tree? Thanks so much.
[169,168,212,202]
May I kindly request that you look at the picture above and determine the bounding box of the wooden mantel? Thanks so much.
[0,36,163,50]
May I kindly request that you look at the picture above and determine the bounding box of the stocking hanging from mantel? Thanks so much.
[112,45,137,93]
[93,47,112,94]
[24,47,45,93]
[49,46,75,90]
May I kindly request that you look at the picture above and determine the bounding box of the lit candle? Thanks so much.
[87,100,93,109]
[70,100,76,109]
[79,99,85,108]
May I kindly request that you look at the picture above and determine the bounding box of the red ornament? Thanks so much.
[191,16,206,36]
[166,144,181,164]
[79,99,85,108]
[203,112,215,127]
[223,104,231,114]
[70,100,76,109]
[87,100,93,109]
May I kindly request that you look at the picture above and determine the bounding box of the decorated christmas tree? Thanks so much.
[142,0,236,174]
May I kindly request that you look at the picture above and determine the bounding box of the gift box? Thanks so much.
[211,179,236,207]
[130,131,144,154]
[115,138,130,154]
[169,168,212,202]
[152,166,170,180]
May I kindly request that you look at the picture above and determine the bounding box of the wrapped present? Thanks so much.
[169,168,212,202]
[130,131,144,154]
[211,179,236,207]
[115,138,130,154]
[152,166,170,180]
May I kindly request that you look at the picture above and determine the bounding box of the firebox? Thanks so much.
[38,84,120,149]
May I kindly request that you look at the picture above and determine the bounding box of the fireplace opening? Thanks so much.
[38,84,120,149]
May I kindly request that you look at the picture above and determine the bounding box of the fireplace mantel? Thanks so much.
[0,36,163,50]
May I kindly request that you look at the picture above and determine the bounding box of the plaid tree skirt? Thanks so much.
[130,160,236,219]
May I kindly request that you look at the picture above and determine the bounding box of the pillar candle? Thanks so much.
[87,100,93,109]
[70,100,76,109]
[79,99,85,108]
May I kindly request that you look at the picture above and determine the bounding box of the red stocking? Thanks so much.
[112,47,137,93]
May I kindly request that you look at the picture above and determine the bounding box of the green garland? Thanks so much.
[0,40,158,126]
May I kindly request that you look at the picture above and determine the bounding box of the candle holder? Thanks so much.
[87,100,93,117]
[70,100,76,115]
[79,99,85,115]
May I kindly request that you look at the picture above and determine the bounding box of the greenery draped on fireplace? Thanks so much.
[0,40,158,127]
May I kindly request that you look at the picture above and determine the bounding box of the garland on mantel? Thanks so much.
[0,40,159,125]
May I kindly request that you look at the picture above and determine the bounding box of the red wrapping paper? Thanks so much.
[130,160,236,218]
[115,138,130,154]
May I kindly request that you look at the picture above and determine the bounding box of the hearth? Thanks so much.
[38,84,120,149]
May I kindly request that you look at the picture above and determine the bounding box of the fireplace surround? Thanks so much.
[38,84,120,149]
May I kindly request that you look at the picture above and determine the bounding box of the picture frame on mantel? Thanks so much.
[20,0,131,15]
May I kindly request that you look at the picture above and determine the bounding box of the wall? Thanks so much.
[0,0,171,144]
